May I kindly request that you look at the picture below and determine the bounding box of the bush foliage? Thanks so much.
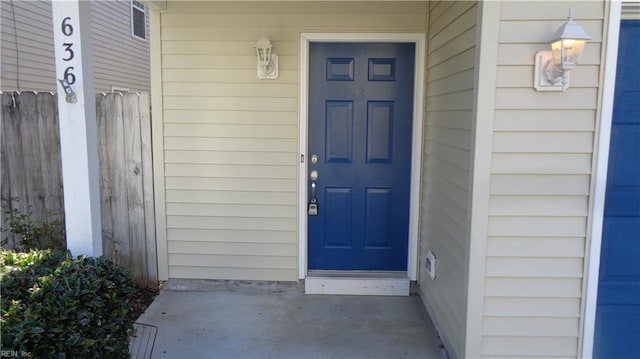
[1,250,136,358]
[1,198,66,251]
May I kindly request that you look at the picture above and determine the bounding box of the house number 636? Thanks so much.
[60,17,76,84]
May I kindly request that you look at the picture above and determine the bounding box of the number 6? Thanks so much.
[62,17,73,36]
[64,67,76,85]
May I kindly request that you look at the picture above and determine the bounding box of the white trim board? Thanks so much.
[297,33,426,284]
[305,271,410,296]
[464,1,500,357]
[149,9,169,280]
[581,1,622,357]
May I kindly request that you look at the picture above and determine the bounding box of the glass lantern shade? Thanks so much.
[551,38,587,70]
[549,9,591,71]
[255,35,273,66]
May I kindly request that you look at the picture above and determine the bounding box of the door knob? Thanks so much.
[308,173,319,216]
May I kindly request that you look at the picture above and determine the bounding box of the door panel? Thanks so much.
[326,101,353,163]
[366,101,394,163]
[365,188,392,248]
[594,20,640,358]
[324,187,352,248]
[308,42,414,271]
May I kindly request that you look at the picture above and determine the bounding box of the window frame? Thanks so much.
[131,0,147,41]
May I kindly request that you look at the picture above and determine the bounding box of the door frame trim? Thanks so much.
[298,33,426,280]
[581,1,622,357]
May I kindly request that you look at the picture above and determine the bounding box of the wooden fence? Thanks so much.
[1,92,157,287]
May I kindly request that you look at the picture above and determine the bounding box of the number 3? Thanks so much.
[62,43,74,61]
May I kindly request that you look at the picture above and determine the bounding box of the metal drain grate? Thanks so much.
[129,322,158,359]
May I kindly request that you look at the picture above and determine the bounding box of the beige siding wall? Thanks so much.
[482,1,606,357]
[158,1,427,281]
[419,2,478,359]
[1,0,56,91]
[1,0,149,92]
[91,0,150,92]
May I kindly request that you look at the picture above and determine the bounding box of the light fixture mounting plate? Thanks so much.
[257,54,279,80]
[534,51,567,92]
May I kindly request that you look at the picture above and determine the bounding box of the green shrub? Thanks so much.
[1,250,136,358]
[1,199,66,251]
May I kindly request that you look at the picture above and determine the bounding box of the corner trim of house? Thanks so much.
[149,9,169,280]
[580,1,622,357]
[464,1,501,358]
[297,33,426,282]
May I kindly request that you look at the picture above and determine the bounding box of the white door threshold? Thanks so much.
[305,271,410,296]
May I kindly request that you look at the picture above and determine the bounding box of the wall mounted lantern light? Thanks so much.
[534,8,591,92]
[255,32,279,80]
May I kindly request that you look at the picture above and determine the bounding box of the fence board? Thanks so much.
[1,92,157,287]
[96,94,115,260]
[1,94,17,248]
[139,93,158,284]
[0,139,10,246]
[2,94,26,249]
[20,93,45,222]
[36,93,64,221]
[3,94,27,203]
[106,94,130,269]
[124,94,146,284]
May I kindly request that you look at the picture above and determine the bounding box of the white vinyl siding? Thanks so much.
[419,2,477,359]
[1,0,149,92]
[158,1,427,281]
[481,1,606,357]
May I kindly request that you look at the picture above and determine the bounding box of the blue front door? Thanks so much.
[594,20,640,358]
[307,43,414,271]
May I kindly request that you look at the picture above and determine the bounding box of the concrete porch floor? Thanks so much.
[134,280,447,359]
